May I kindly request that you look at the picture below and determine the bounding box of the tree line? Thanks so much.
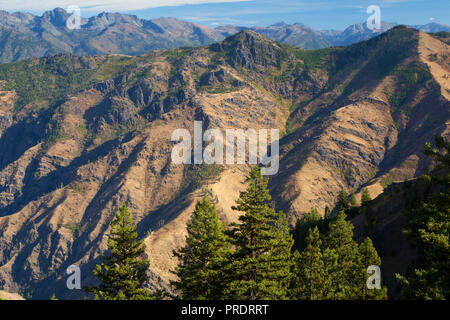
[170,166,386,300]
[82,166,386,300]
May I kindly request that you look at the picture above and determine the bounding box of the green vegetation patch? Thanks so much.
[0,55,99,111]
[292,47,334,71]
[180,164,224,195]
[387,61,432,113]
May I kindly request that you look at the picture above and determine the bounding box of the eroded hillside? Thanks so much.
[272,28,450,219]
[0,27,448,298]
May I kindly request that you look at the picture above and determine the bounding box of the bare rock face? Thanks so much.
[213,31,285,70]
[0,28,448,298]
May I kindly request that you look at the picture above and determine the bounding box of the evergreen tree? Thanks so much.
[350,192,357,208]
[292,207,322,252]
[321,247,339,299]
[361,188,371,206]
[291,227,330,299]
[171,195,230,299]
[324,210,359,299]
[324,206,331,220]
[226,167,294,300]
[321,206,332,235]
[354,238,388,300]
[396,136,449,299]
[336,190,349,213]
[85,204,153,300]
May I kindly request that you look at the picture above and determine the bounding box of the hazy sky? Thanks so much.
[0,0,448,30]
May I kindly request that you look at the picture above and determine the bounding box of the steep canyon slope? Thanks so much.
[0,27,448,298]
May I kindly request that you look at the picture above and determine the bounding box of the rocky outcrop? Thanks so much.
[212,31,285,70]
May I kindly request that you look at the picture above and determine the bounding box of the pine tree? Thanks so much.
[292,207,322,252]
[85,204,153,300]
[324,210,359,299]
[321,206,332,235]
[291,227,330,299]
[396,136,449,299]
[321,247,339,299]
[336,190,349,213]
[350,192,357,208]
[324,206,331,220]
[171,195,230,300]
[361,188,371,206]
[354,238,387,300]
[226,167,294,300]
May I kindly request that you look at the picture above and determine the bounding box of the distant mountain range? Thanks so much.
[0,8,223,64]
[215,22,331,49]
[221,21,450,48]
[0,8,449,63]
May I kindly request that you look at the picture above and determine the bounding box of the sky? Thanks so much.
[0,0,448,30]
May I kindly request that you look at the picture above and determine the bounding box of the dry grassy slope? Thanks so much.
[0,28,448,299]
[277,100,395,218]
[354,32,450,204]
[419,32,450,100]
[145,168,249,286]
[271,29,450,221]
